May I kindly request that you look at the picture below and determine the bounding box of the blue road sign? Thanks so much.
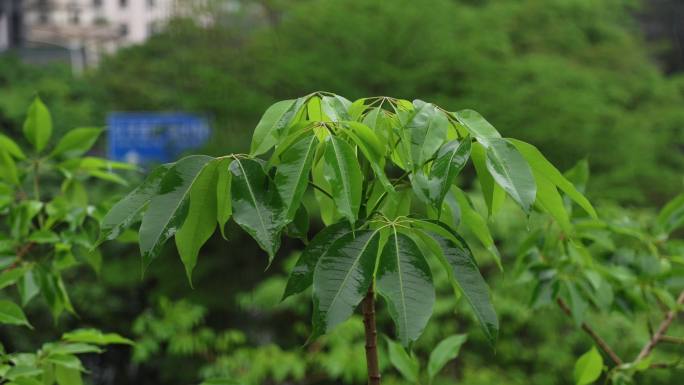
[107,112,210,165]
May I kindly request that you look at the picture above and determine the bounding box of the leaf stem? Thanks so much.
[309,181,333,200]
[362,284,381,385]
[556,298,623,366]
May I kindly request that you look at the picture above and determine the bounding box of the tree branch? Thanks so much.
[635,290,684,362]
[556,298,623,365]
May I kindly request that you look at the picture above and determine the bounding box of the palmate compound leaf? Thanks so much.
[282,222,351,300]
[96,164,171,246]
[413,220,498,346]
[175,160,220,284]
[139,155,214,269]
[230,158,285,263]
[311,229,381,339]
[377,229,435,347]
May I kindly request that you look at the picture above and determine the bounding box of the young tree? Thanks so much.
[99,91,595,384]
[0,98,134,384]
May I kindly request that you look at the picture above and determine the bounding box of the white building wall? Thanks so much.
[23,0,176,67]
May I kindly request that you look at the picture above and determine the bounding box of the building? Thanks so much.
[0,0,22,51]
[22,0,175,68]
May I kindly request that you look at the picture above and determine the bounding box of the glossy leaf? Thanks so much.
[453,109,501,141]
[386,337,420,383]
[250,99,297,156]
[415,221,498,346]
[413,139,471,211]
[22,96,53,152]
[484,138,536,213]
[50,128,102,158]
[139,155,213,268]
[323,136,363,224]
[175,160,219,284]
[509,139,596,218]
[274,134,318,220]
[470,142,504,216]
[215,158,232,239]
[404,102,448,170]
[0,300,32,328]
[427,334,468,383]
[377,230,435,346]
[282,222,351,300]
[573,347,603,385]
[320,95,351,121]
[341,121,393,192]
[97,164,170,246]
[230,158,284,262]
[311,229,380,337]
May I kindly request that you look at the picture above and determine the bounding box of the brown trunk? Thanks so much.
[362,284,381,385]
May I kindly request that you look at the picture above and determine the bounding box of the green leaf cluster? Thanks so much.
[100,92,595,351]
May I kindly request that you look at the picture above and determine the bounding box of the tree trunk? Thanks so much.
[362,284,381,385]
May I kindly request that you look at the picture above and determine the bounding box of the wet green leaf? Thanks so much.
[453,109,501,141]
[470,142,504,216]
[323,136,363,224]
[311,229,380,337]
[251,99,297,155]
[230,158,284,262]
[414,221,498,346]
[377,230,435,347]
[404,101,448,170]
[274,134,318,220]
[282,222,351,300]
[484,138,536,213]
[175,160,220,284]
[97,164,170,246]
[139,155,213,269]
[509,139,596,218]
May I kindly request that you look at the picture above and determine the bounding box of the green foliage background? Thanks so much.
[0,0,683,384]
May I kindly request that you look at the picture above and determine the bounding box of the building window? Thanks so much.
[119,0,128,7]
[93,0,103,7]
[38,12,49,24]
[147,0,155,7]
[119,23,128,36]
